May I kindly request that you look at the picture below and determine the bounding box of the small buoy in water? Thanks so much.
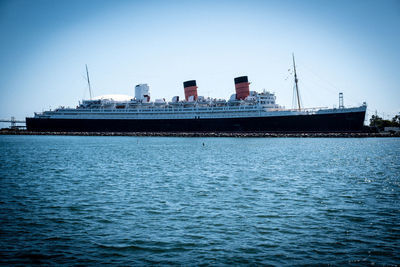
[202,142,205,146]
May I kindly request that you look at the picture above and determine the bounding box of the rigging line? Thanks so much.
[289,63,359,109]
[81,74,89,100]
[298,67,361,105]
[291,82,303,110]
[299,66,339,96]
[300,63,340,92]
[298,69,348,105]
[300,78,338,101]
[298,64,361,105]
[300,74,345,105]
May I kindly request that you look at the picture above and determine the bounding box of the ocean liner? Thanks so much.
[26,57,367,132]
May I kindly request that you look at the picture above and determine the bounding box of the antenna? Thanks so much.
[85,64,92,100]
[292,53,301,111]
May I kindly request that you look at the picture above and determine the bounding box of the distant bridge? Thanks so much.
[0,117,26,129]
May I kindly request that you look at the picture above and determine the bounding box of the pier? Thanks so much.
[0,117,26,129]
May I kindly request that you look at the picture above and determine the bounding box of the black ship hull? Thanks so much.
[26,111,366,133]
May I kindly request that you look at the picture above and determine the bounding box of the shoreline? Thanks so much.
[1,129,399,138]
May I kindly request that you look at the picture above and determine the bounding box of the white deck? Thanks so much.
[35,105,367,120]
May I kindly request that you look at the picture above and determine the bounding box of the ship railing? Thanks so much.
[50,108,262,119]
[75,105,261,113]
[266,106,365,114]
[266,107,328,112]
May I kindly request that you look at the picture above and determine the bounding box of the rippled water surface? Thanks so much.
[0,136,399,265]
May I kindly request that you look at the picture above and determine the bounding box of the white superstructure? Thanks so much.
[33,85,366,120]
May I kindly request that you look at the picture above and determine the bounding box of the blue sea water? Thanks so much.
[0,135,399,265]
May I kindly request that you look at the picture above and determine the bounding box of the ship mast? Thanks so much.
[86,64,92,100]
[292,53,301,111]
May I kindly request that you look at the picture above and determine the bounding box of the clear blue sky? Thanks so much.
[1,0,399,127]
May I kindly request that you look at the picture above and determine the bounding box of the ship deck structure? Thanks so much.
[26,56,367,132]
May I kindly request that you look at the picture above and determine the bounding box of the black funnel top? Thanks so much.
[234,76,248,84]
[183,80,197,88]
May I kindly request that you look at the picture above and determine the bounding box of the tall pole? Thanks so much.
[339,92,344,109]
[292,53,301,111]
[86,64,92,100]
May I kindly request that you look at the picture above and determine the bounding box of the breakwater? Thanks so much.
[0,129,399,137]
